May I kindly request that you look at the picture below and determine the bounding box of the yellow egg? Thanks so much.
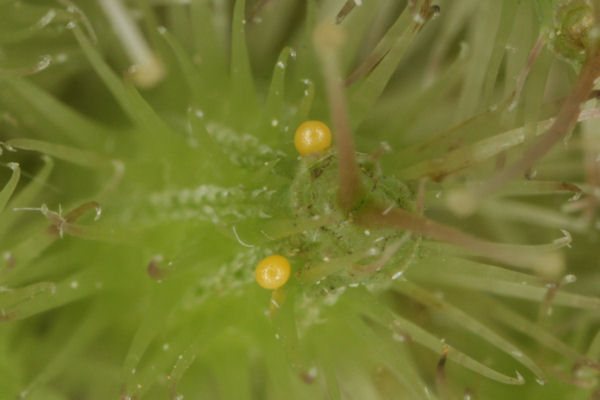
[294,120,332,155]
[255,255,291,290]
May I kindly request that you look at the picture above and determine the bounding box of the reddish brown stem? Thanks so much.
[335,0,356,24]
[356,204,558,272]
[329,76,364,211]
[480,45,600,197]
[510,35,545,109]
[315,25,365,211]
[357,205,492,250]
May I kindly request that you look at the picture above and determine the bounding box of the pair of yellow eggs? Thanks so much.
[255,120,332,290]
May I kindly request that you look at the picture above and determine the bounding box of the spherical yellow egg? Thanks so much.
[255,255,291,290]
[294,120,332,156]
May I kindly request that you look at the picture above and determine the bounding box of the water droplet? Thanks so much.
[70,281,79,289]
[276,61,285,69]
[536,378,547,386]
[568,191,582,202]
[271,119,279,127]
[40,9,57,27]
[1,140,17,151]
[34,55,52,73]
[413,13,425,24]
[392,270,404,280]
[392,332,406,342]
[94,205,102,221]
[55,53,68,63]
[515,370,524,383]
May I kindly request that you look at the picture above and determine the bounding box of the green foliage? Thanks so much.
[1,0,600,399]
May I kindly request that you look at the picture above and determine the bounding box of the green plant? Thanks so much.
[1,0,600,399]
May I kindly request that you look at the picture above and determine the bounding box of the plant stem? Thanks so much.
[479,42,600,197]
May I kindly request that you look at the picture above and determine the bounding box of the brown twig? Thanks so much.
[314,24,364,211]
[479,43,600,197]
[335,0,356,25]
